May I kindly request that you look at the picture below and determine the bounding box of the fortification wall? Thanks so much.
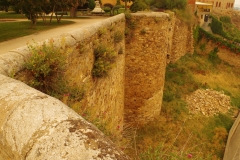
[0,12,194,159]
[0,14,127,159]
[124,12,194,125]
[170,18,194,62]
[62,15,125,142]
[124,12,172,125]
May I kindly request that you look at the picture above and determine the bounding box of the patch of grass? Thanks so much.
[0,11,25,19]
[129,46,239,159]
[208,47,221,66]
[0,20,74,42]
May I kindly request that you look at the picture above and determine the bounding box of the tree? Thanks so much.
[70,0,87,18]
[0,0,11,12]
[154,0,187,10]
[88,0,95,10]
[21,0,43,27]
[121,0,132,10]
[130,0,148,12]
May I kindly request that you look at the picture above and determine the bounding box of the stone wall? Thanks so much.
[0,12,194,159]
[170,17,194,62]
[125,12,172,125]
[63,15,125,142]
[124,12,194,125]
[0,14,127,159]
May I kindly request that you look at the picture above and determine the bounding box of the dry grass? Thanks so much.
[195,71,240,97]
[128,40,240,159]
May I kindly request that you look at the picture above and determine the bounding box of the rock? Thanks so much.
[186,89,232,116]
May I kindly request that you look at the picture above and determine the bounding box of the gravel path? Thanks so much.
[0,17,108,54]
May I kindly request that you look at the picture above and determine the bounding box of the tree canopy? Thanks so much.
[5,0,86,26]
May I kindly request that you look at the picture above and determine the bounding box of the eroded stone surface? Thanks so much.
[0,75,128,159]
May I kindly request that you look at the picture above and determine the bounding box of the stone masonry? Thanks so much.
[0,12,194,159]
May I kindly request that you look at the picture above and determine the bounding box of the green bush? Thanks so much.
[208,47,221,65]
[209,16,231,40]
[220,16,231,24]
[25,39,67,94]
[88,0,96,10]
[92,44,117,77]
[130,0,148,12]
[103,6,111,12]
[198,27,240,54]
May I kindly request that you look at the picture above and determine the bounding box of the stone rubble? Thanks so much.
[186,89,231,116]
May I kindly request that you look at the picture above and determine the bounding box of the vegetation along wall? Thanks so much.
[0,12,193,159]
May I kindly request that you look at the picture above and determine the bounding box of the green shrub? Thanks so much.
[209,16,231,40]
[24,39,85,102]
[198,28,240,54]
[163,89,175,102]
[114,30,123,43]
[220,16,231,24]
[25,39,67,94]
[130,0,148,12]
[208,47,221,65]
[193,25,200,44]
[88,0,96,10]
[103,6,111,12]
[92,44,117,77]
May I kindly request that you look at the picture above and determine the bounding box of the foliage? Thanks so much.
[129,49,239,159]
[92,44,117,77]
[154,0,187,10]
[24,39,67,94]
[103,6,111,12]
[114,30,123,43]
[193,25,200,44]
[0,0,10,12]
[8,0,86,25]
[116,0,121,5]
[88,0,96,10]
[209,16,230,39]
[208,47,221,65]
[130,0,148,12]
[23,38,85,102]
[198,27,240,54]
[220,16,231,24]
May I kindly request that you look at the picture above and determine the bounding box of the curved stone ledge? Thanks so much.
[0,74,128,159]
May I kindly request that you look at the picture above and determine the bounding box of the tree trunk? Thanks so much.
[4,6,8,12]
[125,1,127,11]
[70,7,77,18]
[50,5,56,24]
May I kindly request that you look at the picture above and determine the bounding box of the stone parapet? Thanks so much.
[0,74,128,159]
[0,14,127,160]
